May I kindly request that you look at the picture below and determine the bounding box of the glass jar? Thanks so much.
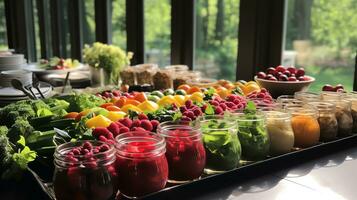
[157,121,206,183]
[320,91,343,101]
[246,98,277,110]
[294,91,320,102]
[173,71,201,89]
[53,141,117,200]
[277,95,303,108]
[308,102,338,141]
[344,93,357,133]
[198,115,241,174]
[325,99,353,136]
[115,131,168,198]
[264,111,294,155]
[134,63,158,85]
[120,66,136,86]
[153,68,174,90]
[287,107,320,148]
[164,65,189,72]
[236,113,270,161]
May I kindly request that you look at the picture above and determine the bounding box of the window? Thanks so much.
[283,0,357,92]
[112,0,126,50]
[0,0,8,50]
[194,0,240,81]
[83,0,95,45]
[144,0,171,67]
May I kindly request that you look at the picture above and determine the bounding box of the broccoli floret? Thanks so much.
[0,126,12,168]
[7,119,34,143]
[0,100,37,126]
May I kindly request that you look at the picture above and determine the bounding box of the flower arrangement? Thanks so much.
[83,42,133,85]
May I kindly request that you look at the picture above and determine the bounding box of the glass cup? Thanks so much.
[53,141,117,200]
[286,106,320,148]
[308,102,338,141]
[115,131,168,198]
[264,111,294,155]
[157,121,206,183]
[197,115,241,174]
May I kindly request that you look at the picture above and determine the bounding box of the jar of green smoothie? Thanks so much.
[197,115,241,174]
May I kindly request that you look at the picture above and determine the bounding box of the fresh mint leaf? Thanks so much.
[244,101,256,115]
[173,112,182,121]
[205,104,215,115]
[17,136,26,147]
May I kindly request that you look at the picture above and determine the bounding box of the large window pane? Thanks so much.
[83,0,95,45]
[112,0,126,50]
[195,0,240,81]
[144,0,171,67]
[283,0,357,92]
[0,0,8,50]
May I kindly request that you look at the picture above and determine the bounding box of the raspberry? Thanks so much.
[107,122,120,136]
[119,126,130,134]
[131,127,147,132]
[233,99,241,105]
[72,148,80,155]
[193,109,202,116]
[132,119,141,128]
[219,103,227,111]
[257,93,265,98]
[82,141,93,150]
[185,111,195,120]
[119,118,132,128]
[92,127,111,139]
[140,120,153,131]
[112,90,121,97]
[100,144,110,152]
[260,88,267,93]
[225,102,235,108]
[99,135,108,142]
[185,100,193,108]
[115,122,124,127]
[107,132,114,140]
[227,94,236,102]
[210,100,219,106]
[150,120,160,130]
[181,116,191,121]
[138,113,149,120]
[214,106,223,114]
[180,106,188,113]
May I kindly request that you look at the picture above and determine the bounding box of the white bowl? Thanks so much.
[254,75,315,98]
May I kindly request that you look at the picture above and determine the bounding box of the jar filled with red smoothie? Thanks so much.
[115,131,168,198]
[53,141,117,200]
[157,121,206,183]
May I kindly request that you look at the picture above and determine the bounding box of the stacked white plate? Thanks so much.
[0,82,52,106]
[0,53,26,72]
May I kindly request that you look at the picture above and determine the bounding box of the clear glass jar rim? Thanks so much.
[157,121,201,139]
[115,131,166,158]
[54,140,115,168]
[264,111,291,120]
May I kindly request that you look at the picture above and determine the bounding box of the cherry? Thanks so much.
[322,84,334,92]
[268,76,278,81]
[265,74,274,80]
[298,76,306,81]
[278,74,288,81]
[257,72,267,79]
[266,67,276,75]
[283,70,291,77]
[335,84,344,91]
[288,76,297,82]
[296,68,305,77]
[275,65,286,73]
[287,66,297,74]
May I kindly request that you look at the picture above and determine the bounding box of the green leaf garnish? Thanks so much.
[205,104,215,115]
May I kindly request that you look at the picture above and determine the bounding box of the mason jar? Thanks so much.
[344,93,357,133]
[53,141,117,200]
[325,99,353,136]
[264,111,294,155]
[308,102,338,141]
[294,91,320,103]
[286,106,320,148]
[115,131,168,198]
[320,91,343,101]
[236,113,270,161]
[198,115,241,174]
[276,95,304,109]
[157,121,206,183]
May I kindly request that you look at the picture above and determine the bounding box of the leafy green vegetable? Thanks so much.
[57,93,105,112]
[205,104,215,115]
[244,101,257,115]
[203,87,216,101]
[7,118,34,143]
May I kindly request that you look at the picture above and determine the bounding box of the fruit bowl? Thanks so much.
[254,75,315,98]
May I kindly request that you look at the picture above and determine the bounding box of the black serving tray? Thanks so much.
[30,134,357,200]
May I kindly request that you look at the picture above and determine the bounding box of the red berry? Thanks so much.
[185,111,195,120]
[287,66,296,74]
[180,106,188,113]
[260,88,267,93]
[132,119,141,127]
[283,70,291,77]
[214,106,223,114]
[233,99,241,105]
[82,141,93,150]
[225,102,235,108]
[227,94,237,102]
[107,122,120,136]
[100,144,110,152]
[107,132,114,140]
[99,135,108,142]
[140,120,153,131]
[256,72,266,79]
[210,100,219,106]
[138,113,148,120]
[92,128,111,138]
[185,100,193,108]
[275,65,285,73]
[201,104,208,112]
[296,68,305,77]
[150,120,160,130]
[266,67,276,75]
[112,90,121,97]
[219,103,227,111]
[278,74,288,81]
[257,93,265,98]
[193,108,202,116]
[288,76,297,81]
[119,126,130,134]
[335,84,344,91]
[181,116,191,121]
[131,127,147,132]
[268,77,278,81]
[119,118,132,128]
[298,76,306,81]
